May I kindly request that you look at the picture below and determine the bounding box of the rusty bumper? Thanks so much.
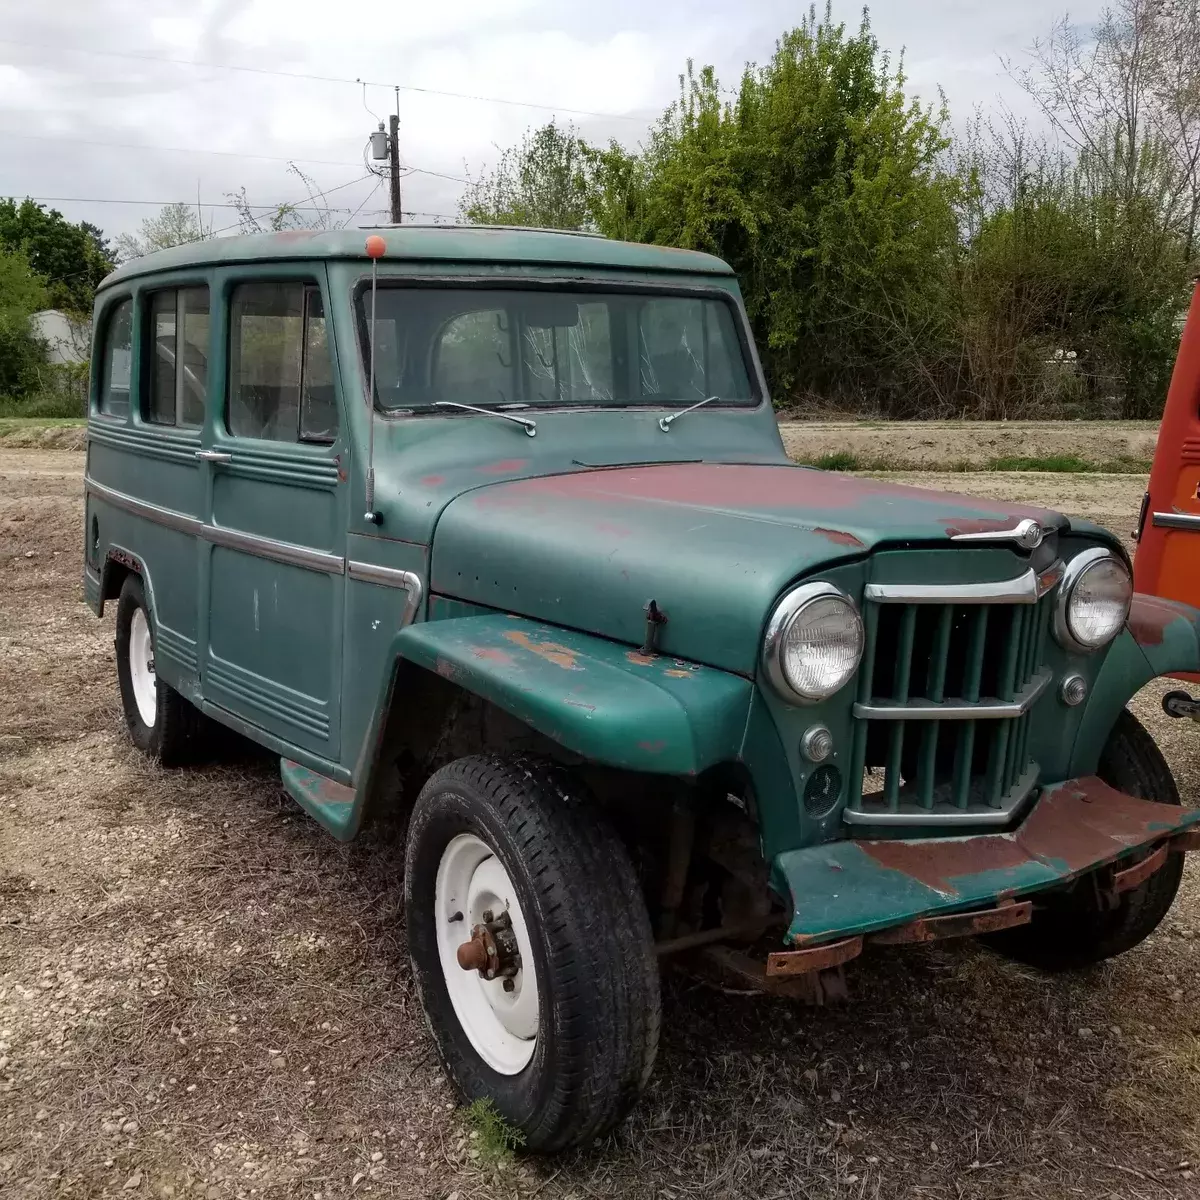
[773,776,1200,953]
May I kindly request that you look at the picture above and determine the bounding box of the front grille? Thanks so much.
[843,568,1058,826]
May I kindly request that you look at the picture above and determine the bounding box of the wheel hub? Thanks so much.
[456,909,522,980]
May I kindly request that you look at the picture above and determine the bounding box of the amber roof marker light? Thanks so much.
[363,234,387,524]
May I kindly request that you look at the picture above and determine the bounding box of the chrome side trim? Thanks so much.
[842,765,1040,826]
[347,560,425,625]
[853,670,1051,721]
[865,567,1055,606]
[86,476,345,576]
[949,517,1046,549]
[204,524,344,575]
[1152,511,1200,531]
[85,477,202,536]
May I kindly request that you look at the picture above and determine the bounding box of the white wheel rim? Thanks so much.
[128,606,157,728]
[435,833,539,1075]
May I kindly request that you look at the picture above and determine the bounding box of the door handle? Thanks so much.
[195,450,233,464]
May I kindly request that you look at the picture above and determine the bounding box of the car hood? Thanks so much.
[429,462,1070,675]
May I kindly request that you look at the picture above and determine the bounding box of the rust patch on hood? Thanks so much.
[1128,593,1193,646]
[503,629,581,670]
[812,527,866,548]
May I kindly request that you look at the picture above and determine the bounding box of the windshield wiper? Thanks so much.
[434,400,537,437]
[658,395,719,432]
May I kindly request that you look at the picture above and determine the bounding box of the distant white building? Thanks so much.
[30,310,90,365]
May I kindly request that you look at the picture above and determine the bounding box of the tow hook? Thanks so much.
[455,909,521,981]
[1163,691,1200,721]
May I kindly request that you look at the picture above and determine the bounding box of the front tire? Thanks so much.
[985,709,1185,971]
[404,756,660,1152]
[115,575,202,766]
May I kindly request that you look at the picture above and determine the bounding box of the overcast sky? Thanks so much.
[0,0,1106,247]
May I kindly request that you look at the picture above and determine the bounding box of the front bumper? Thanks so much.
[774,776,1200,948]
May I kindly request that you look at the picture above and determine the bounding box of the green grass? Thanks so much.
[0,416,86,429]
[981,454,1151,474]
[462,1098,524,1164]
[809,450,862,471]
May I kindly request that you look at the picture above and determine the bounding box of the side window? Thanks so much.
[98,299,133,417]
[147,287,209,427]
[434,310,514,405]
[228,281,338,443]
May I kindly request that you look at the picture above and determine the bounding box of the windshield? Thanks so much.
[357,286,757,412]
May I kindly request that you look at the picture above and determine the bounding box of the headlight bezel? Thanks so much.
[1052,547,1132,654]
[762,582,865,704]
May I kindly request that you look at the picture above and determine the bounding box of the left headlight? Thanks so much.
[1054,548,1132,653]
[762,582,865,704]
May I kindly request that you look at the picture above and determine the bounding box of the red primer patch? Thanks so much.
[478,458,530,476]
[1128,593,1192,647]
[421,474,446,486]
[812,527,865,548]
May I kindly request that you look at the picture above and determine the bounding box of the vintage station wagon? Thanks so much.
[84,226,1200,1151]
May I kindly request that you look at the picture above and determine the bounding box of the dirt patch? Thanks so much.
[779,419,1160,470]
[3,450,1200,1199]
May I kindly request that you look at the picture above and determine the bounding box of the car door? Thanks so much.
[197,266,347,762]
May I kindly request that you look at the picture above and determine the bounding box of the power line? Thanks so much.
[0,128,472,183]
[0,37,655,123]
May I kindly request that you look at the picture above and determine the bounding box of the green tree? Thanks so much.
[586,7,960,410]
[0,247,49,400]
[114,202,210,263]
[461,120,595,230]
[0,198,113,314]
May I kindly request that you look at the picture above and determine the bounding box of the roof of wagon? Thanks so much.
[99,225,735,289]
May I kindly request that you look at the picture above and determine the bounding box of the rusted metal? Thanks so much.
[1173,829,1200,852]
[655,917,784,957]
[641,599,668,656]
[456,930,492,972]
[1113,842,1170,895]
[693,945,848,1003]
[766,935,863,978]
[869,900,1032,945]
[455,912,520,979]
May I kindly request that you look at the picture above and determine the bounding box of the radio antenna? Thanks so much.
[363,234,386,524]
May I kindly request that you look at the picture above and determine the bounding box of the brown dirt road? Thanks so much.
[3,449,1200,1200]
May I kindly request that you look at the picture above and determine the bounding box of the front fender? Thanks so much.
[393,613,753,776]
[1070,595,1200,775]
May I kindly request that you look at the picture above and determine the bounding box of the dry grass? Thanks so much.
[4,448,1200,1199]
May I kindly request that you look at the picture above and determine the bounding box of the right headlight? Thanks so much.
[762,582,865,704]
[1053,547,1132,653]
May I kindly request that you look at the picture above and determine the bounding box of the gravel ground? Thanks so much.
[3,450,1200,1200]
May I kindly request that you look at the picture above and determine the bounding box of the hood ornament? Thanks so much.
[950,517,1045,550]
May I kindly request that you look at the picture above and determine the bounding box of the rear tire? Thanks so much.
[115,575,203,766]
[985,709,1184,971]
[404,755,660,1152]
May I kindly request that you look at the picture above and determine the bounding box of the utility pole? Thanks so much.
[388,87,401,224]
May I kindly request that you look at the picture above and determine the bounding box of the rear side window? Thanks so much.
[98,299,133,417]
[147,287,209,427]
[228,281,338,443]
